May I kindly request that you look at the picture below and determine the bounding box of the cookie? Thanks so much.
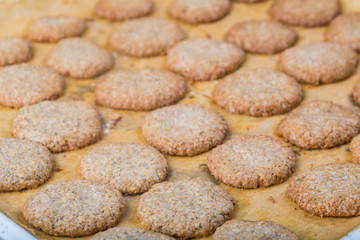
[326,13,360,52]
[95,0,153,21]
[213,220,300,240]
[27,16,86,42]
[0,64,64,108]
[353,78,360,105]
[279,42,358,85]
[233,0,265,2]
[167,38,245,81]
[81,143,168,194]
[95,68,187,111]
[287,163,360,217]
[91,227,175,240]
[213,68,304,117]
[207,135,296,189]
[0,137,54,192]
[142,104,228,156]
[23,180,126,237]
[137,178,235,238]
[12,100,102,153]
[0,37,32,66]
[109,18,187,57]
[46,37,113,78]
[269,0,340,27]
[169,0,231,24]
[277,101,360,149]
[225,20,298,54]
[350,135,360,164]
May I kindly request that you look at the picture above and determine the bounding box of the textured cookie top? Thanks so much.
[95,68,187,110]
[225,20,298,54]
[137,178,235,238]
[109,18,187,57]
[207,135,296,189]
[28,16,86,42]
[0,64,64,108]
[167,38,245,81]
[279,42,358,85]
[91,227,175,240]
[12,100,102,153]
[0,37,32,66]
[213,220,300,240]
[277,101,360,149]
[23,180,126,237]
[287,163,360,217]
[46,37,113,78]
[142,104,228,156]
[270,0,340,27]
[213,68,304,116]
[350,135,360,164]
[0,137,54,192]
[169,0,231,24]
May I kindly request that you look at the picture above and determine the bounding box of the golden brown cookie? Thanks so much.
[109,18,186,57]
[12,100,102,153]
[233,0,265,2]
[137,178,235,238]
[0,37,32,66]
[142,104,228,156]
[213,68,304,117]
[167,38,245,81]
[23,180,126,237]
[91,227,175,240]
[287,163,360,217]
[277,101,360,149]
[279,43,358,85]
[353,77,360,105]
[95,68,187,111]
[350,135,360,164]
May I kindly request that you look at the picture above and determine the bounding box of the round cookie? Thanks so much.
[167,38,245,81]
[142,104,228,156]
[91,227,175,240]
[95,0,153,21]
[287,163,360,217]
[0,37,32,66]
[0,64,64,108]
[213,220,300,240]
[353,77,360,105]
[95,68,187,111]
[28,16,86,42]
[169,0,231,24]
[225,20,298,54]
[279,42,358,85]
[269,0,340,27]
[0,137,54,192]
[277,100,360,149]
[109,18,186,57]
[137,178,235,238]
[12,100,102,153]
[207,135,296,189]
[81,143,168,194]
[213,68,304,117]
[23,180,126,237]
[46,37,113,78]
[350,135,360,164]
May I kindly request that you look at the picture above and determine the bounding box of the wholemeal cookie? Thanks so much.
[213,68,304,117]
[167,38,245,81]
[95,0,153,21]
[279,43,358,85]
[169,0,231,24]
[269,0,340,27]
[12,100,102,153]
[95,68,187,111]
[137,178,235,238]
[23,180,126,237]
[109,18,186,57]
[0,137,54,192]
[213,220,300,240]
[277,101,360,149]
[142,104,228,156]
[0,64,64,108]
[287,163,360,217]
[91,227,175,240]
[350,135,360,164]
[353,78,360,105]
[225,20,298,54]
[0,37,32,66]
[207,135,296,189]
[46,37,113,78]
[28,16,86,42]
